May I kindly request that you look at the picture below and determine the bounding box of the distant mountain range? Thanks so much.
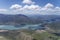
[0,14,32,25]
[0,14,60,24]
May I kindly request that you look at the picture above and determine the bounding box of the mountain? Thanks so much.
[27,14,60,24]
[0,14,32,25]
[0,14,60,25]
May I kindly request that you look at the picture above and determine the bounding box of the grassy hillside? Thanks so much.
[47,21,60,33]
[20,30,60,40]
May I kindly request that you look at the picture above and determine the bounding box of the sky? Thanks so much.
[0,0,60,15]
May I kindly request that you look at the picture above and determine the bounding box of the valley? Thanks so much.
[0,14,60,40]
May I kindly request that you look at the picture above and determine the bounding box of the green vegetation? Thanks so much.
[0,36,12,40]
[0,30,60,40]
[47,21,60,33]
[21,29,35,35]
[0,36,7,40]
[33,32,59,40]
[22,30,60,40]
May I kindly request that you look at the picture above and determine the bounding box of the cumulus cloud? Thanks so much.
[0,0,60,15]
[9,4,41,15]
[55,7,60,10]
[23,5,41,10]
[3,3,60,15]
[45,3,54,8]
[10,4,41,11]
[41,3,54,10]
[0,9,8,13]
[10,4,22,10]
[9,3,60,15]
[22,0,35,4]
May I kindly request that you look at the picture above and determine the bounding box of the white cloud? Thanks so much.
[23,5,41,10]
[0,9,8,13]
[53,7,60,14]
[41,3,54,10]
[9,4,41,15]
[55,7,60,10]
[10,4,41,11]
[22,0,35,4]
[7,3,60,15]
[10,4,22,10]
[28,5,41,10]
[0,0,60,15]
[44,3,54,8]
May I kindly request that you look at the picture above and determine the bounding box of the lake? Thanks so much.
[0,24,45,30]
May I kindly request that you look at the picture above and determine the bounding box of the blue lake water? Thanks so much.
[0,24,45,30]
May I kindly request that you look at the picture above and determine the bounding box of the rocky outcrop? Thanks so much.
[18,32,33,40]
[0,30,33,40]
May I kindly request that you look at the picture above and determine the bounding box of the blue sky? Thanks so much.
[0,0,22,8]
[0,0,60,15]
[0,0,60,8]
